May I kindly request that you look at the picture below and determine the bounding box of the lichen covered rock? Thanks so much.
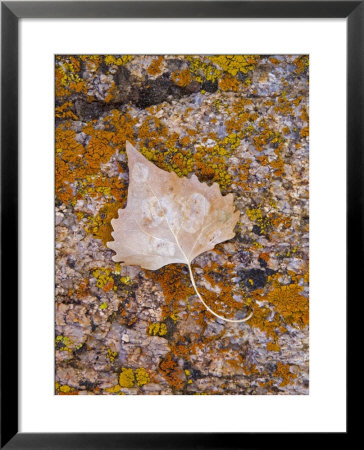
[55,55,309,395]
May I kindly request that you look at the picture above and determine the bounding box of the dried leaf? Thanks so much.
[108,142,239,269]
[107,142,251,323]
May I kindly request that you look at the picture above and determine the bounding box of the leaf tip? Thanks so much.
[125,140,136,156]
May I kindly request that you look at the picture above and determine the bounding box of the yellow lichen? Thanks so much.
[120,276,131,285]
[135,368,150,386]
[185,55,260,86]
[147,322,168,336]
[59,384,71,393]
[119,368,135,388]
[55,335,74,353]
[93,267,114,292]
[106,348,118,363]
[55,382,77,395]
[104,55,133,66]
[105,384,121,393]
[209,55,260,76]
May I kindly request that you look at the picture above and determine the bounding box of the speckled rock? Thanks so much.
[55,54,309,395]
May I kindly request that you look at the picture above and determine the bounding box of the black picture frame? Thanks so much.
[1,1,356,448]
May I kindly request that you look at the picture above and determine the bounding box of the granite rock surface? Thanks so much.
[55,55,309,395]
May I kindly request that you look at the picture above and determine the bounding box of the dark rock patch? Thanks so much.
[74,99,106,122]
[238,268,268,290]
[252,224,263,236]
[136,74,192,108]
[202,79,218,93]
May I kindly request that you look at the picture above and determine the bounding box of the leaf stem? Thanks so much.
[187,263,253,323]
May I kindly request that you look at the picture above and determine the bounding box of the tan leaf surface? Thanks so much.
[107,142,251,323]
[108,141,239,269]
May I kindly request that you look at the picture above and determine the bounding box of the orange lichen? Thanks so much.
[273,362,297,387]
[269,155,285,177]
[266,283,309,328]
[55,127,85,204]
[293,55,309,74]
[227,353,244,370]
[259,252,270,263]
[248,299,283,340]
[104,82,117,103]
[252,123,286,152]
[80,55,102,72]
[75,277,90,298]
[300,126,309,138]
[87,201,125,245]
[269,57,281,65]
[147,265,194,314]
[197,273,248,320]
[55,107,136,241]
[243,364,260,377]
[267,341,280,352]
[270,214,292,231]
[300,105,309,125]
[55,56,87,98]
[248,271,308,342]
[147,55,164,76]
[219,74,240,92]
[82,130,115,169]
[171,69,191,87]
[273,92,296,117]
[55,101,78,120]
[224,109,259,136]
[159,353,185,390]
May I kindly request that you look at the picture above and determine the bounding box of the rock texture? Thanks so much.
[55,55,309,395]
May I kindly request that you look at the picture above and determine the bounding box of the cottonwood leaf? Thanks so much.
[108,142,239,269]
[107,142,252,323]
